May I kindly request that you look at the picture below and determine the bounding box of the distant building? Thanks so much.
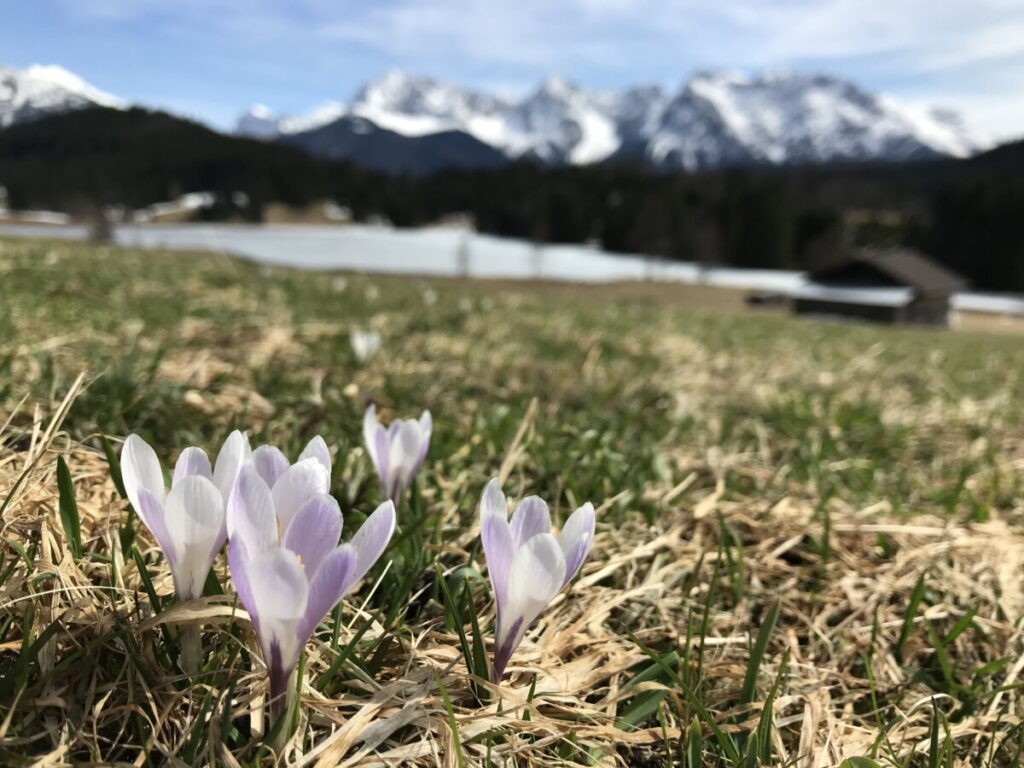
[792,248,966,325]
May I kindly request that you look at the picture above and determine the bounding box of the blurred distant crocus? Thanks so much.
[479,478,595,682]
[227,464,395,719]
[350,329,382,363]
[120,430,251,601]
[363,404,432,504]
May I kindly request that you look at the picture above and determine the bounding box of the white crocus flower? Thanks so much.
[120,430,251,601]
[479,478,596,682]
[363,404,432,504]
[350,329,382,363]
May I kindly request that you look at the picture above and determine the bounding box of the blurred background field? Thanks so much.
[3,236,1024,765]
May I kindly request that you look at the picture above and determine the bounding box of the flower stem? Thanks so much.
[180,624,201,675]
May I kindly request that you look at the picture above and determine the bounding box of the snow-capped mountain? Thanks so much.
[239,70,980,171]
[0,65,124,128]
[645,72,977,168]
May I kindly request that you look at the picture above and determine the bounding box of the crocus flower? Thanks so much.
[120,430,251,601]
[350,329,382,363]
[227,464,396,719]
[249,435,333,522]
[363,404,432,504]
[479,479,596,682]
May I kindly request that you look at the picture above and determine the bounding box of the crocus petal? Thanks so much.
[374,428,392,496]
[349,500,396,585]
[121,434,166,512]
[298,436,332,478]
[246,547,310,674]
[509,496,551,551]
[480,478,513,604]
[363,405,381,468]
[252,445,289,489]
[227,465,278,556]
[297,544,357,643]
[282,494,342,577]
[163,475,225,600]
[413,410,432,470]
[388,420,424,492]
[172,446,212,486]
[228,537,259,632]
[481,510,514,607]
[497,533,566,663]
[271,459,330,530]
[135,488,178,566]
[212,430,252,502]
[480,478,508,520]
[559,502,596,587]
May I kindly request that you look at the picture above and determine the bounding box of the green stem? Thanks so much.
[180,624,201,675]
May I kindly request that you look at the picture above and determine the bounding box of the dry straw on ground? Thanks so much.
[3,388,1023,767]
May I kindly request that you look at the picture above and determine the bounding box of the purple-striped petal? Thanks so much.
[374,428,392,497]
[227,465,278,556]
[246,547,309,674]
[212,430,252,502]
[136,488,177,566]
[481,511,514,607]
[271,458,330,530]
[163,475,225,600]
[497,533,566,665]
[363,405,382,469]
[413,410,432,471]
[480,479,513,605]
[252,445,289,489]
[282,494,342,577]
[480,478,508,520]
[121,434,166,512]
[228,537,259,632]
[559,502,595,587]
[172,446,212,486]
[349,500,396,584]
[297,544,357,642]
[509,496,551,550]
[298,436,332,478]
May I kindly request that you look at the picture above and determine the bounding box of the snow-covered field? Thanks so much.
[1,222,1020,315]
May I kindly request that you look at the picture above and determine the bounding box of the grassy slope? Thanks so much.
[1,236,1024,766]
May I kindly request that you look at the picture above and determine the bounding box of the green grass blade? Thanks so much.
[896,573,927,661]
[56,455,83,558]
[739,598,780,706]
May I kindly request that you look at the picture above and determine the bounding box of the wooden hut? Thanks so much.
[792,248,966,325]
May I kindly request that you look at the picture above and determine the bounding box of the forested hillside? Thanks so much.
[1,107,1022,291]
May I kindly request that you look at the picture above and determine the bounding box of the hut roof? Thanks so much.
[809,248,967,297]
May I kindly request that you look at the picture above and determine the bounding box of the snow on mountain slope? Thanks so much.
[503,76,621,164]
[237,70,982,170]
[237,101,347,139]
[0,64,125,128]
[648,72,979,169]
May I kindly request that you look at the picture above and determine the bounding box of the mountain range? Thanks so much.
[0,64,987,175]
[237,70,981,172]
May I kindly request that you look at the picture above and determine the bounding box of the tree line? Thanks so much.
[1,107,1022,291]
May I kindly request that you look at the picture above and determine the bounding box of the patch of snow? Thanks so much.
[0,64,125,128]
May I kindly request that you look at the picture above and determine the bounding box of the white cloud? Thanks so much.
[46,0,1024,138]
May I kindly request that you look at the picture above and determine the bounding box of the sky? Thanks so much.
[4,0,1024,142]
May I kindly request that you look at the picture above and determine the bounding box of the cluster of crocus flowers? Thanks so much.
[479,478,596,681]
[118,409,596,733]
[227,464,395,717]
[363,404,432,504]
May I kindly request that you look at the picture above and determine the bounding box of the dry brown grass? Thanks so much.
[3,237,1024,766]
[4,388,1024,766]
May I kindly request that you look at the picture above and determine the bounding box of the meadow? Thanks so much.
[1,235,1024,767]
